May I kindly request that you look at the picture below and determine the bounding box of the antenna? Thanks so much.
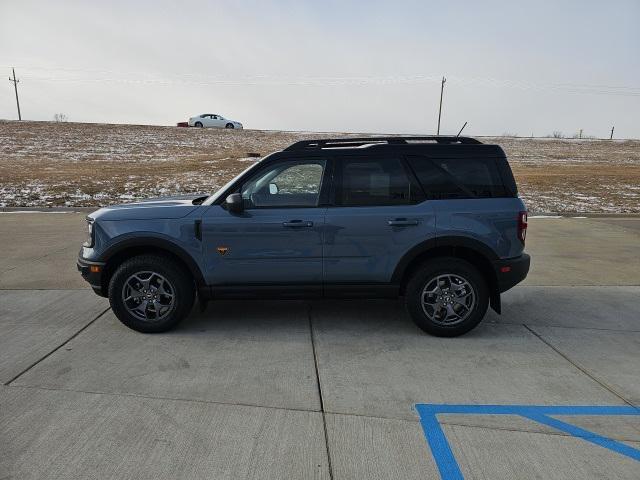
[456,121,468,138]
[436,76,446,135]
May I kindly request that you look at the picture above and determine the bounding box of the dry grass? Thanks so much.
[495,137,640,212]
[1,121,639,212]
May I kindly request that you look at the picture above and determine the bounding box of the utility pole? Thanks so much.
[9,68,21,121]
[436,76,446,135]
[610,126,614,140]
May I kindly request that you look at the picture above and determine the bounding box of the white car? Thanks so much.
[188,113,243,129]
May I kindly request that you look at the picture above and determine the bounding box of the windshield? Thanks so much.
[202,162,262,205]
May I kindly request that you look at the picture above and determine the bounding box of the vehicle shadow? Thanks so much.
[176,298,443,338]
[176,298,415,335]
[176,285,640,338]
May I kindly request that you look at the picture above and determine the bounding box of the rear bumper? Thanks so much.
[77,256,107,297]
[493,253,530,293]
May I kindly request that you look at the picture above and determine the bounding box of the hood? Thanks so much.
[90,194,207,221]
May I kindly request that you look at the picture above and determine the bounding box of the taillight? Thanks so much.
[517,211,528,244]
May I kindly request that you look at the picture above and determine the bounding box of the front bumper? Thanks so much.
[77,256,107,297]
[493,253,530,293]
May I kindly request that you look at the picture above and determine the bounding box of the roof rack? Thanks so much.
[284,136,482,151]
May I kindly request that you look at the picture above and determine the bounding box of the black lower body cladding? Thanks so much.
[77,257,106,296]
[493,254,531,293]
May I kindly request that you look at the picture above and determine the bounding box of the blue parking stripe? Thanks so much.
[416,404,640,416]
[522,413,640,462]
[418,411,464,480]
[415,404,640,480]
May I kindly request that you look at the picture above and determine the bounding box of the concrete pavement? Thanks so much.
[1,386,329,480]
[522,216,640,286]
[12,301,321,411]
[0,212,88,289]
[1,212,639,479]
[0,290,108,384]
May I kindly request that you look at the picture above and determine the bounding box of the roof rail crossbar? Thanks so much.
[284,136,482,151]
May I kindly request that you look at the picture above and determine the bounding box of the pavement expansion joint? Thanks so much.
[524,324,638,409]
[308,302,335,480]
[4,307,111,386]
[6,383,323,415]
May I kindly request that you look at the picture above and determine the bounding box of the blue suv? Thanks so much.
[78,136,530,336]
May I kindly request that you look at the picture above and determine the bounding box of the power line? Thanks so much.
[3,65,639,96]
[8,67,21,120]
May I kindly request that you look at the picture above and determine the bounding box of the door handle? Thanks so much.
[388,218,419,226]
[283,220,313,228]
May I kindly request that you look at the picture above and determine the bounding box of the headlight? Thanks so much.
[83,218,95,247]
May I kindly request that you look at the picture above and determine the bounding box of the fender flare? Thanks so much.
[99,235,205,286]
[391,236,498,284]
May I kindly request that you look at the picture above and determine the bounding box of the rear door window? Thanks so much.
[406,156,509,199]
[335,157,422,206]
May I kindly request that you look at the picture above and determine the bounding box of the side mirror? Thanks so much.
[225,193,244,213]
[269,183,279,194]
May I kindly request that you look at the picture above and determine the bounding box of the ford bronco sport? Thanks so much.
[78,136,530,336]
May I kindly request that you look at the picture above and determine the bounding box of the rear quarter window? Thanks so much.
[406,155,513,199]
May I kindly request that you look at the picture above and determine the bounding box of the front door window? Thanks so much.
[241,160,326,208]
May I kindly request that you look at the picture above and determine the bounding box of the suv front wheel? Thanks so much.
[405,257,488,337]
[108,255,195,333]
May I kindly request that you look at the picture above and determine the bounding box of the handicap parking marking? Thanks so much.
[415,404,640,480]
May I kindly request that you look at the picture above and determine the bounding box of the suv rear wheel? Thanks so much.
[108,255,195,333]
[405,257,488,337]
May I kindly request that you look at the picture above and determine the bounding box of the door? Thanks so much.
[211,115,225,128]
[324,155,436,284]
[201,158,328,287]
[202,114,215,127]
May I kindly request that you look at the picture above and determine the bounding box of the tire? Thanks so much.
[405,257,488,337]
[225,123,234,129]
[108,254,195,333]
[195,121,203,128]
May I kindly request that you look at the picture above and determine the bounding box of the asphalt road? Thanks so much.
[1,212,639,479]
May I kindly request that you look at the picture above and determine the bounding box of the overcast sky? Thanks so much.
[1,0,639,137]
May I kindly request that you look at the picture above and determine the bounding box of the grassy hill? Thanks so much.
[1,121,639,213]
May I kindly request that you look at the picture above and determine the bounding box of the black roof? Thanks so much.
[284,136,482,151]
[279,136,504,159]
